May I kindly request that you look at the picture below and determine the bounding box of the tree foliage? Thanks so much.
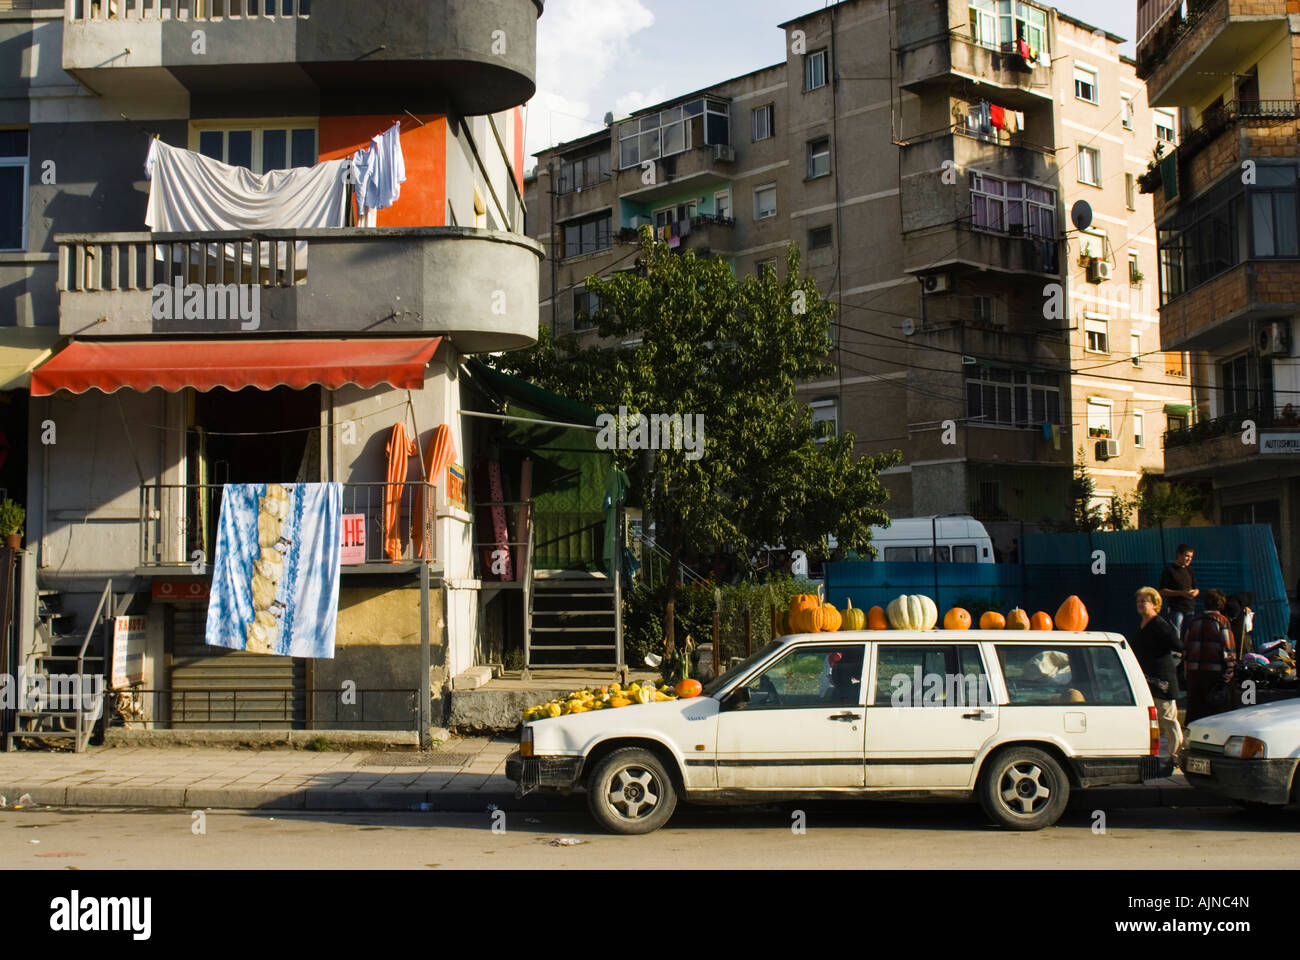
[493,229,901,571]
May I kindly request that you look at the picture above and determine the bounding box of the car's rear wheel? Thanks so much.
[586,747,678,835]
[978,746,1070,831]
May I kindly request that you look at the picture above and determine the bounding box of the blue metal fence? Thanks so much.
[825,525,1290,641]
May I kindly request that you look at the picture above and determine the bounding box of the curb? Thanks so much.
[0,782,1229,813]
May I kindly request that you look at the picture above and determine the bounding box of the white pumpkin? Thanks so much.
[886,594,939,631]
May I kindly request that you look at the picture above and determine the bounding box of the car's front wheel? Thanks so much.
[978,746,1070,830]
[586,747,678,835]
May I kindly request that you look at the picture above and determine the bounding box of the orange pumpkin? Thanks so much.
[790,604,828,633]
[979,610,1006,630]
[1030,611,1054,631]
[789,593,821,616]
[944,607,972,630]
[1055,595,1089,632]
[820,602,843,633]
[1005,608,1031,630]
[867,605,889,630]
[675,678,702,699]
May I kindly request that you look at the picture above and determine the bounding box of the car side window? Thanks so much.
[996,644,1135,706]
[742,644,865,708]
[875,644,990,706]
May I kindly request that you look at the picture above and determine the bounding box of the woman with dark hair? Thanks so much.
[1181,588,1238,722]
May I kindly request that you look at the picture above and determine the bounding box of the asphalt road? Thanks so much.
[2,802,1297,869]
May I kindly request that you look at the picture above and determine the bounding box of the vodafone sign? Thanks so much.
[151,580,211,602]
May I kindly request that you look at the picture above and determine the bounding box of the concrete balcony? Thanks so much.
[897,32,1053,109]
[902,220,1060,278]
[1159,260,1300,353]
[901,128,1057,187]
[616,145,735,206]
[1164,407,1300,478]
[55,226,544,353]
[1137,0,1290,107]
[62,0,542,114]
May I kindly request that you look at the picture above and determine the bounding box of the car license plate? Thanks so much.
[1186,756,1211,776]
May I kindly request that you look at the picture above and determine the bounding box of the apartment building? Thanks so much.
[529,0,1190,552]
[1052,15,1196,519]
[1136,0,1300,588]
[0,0,543,739]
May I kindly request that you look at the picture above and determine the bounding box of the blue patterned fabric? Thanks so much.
[205,482,342,659]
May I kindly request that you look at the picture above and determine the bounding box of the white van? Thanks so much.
[866,515,995,563]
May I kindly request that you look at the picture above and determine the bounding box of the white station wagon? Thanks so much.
[507,630,1172,833]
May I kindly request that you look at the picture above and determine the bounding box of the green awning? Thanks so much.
[465,358,602,427]
[0,326,62,391]
[1164,403,1192,415]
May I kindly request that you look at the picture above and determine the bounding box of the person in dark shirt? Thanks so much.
[1158,543,1198,636]
[1133,586,1184,764]
[1182,589,1238,723]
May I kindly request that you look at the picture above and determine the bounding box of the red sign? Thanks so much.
[341,513,366,565]
[152,580,210,602]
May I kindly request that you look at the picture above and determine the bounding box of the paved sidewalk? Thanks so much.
[0,741,1223,812]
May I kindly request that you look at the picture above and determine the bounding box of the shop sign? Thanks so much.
[1260,433,1300,455]
[151,580,210,602]
[111,615,147,689]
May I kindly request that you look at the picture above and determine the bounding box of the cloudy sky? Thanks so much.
[525,0,1138,164]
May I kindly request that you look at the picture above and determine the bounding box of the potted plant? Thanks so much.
[0,499,24,549]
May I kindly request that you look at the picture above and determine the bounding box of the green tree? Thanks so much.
[1061,447,1105,533]
[1136,476,1205,528]
[494,230,901,606]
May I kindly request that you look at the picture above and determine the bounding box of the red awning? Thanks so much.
[29,338,443,396]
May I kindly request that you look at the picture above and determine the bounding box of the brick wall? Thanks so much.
[1160,260,1300,350]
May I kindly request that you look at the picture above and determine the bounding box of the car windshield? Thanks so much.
[701,640,783,697]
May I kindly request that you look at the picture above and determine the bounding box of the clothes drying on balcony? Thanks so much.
[205,482,343,660]
[350,122,407,227]
[144,139,349,233]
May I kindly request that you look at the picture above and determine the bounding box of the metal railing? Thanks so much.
[68,0,311,21]
[115,687,416,727]
[139,482,436,568]
[1163,405,1296,448]
[59,232,304,294]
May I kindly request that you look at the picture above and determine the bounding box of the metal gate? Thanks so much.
[167,602,306,728]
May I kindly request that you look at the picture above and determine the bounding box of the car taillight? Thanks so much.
[1149,706,1160,756]
[520,725,534,758]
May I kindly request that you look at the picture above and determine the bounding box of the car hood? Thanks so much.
[1186,699,1300,752]
[528,696,718,753]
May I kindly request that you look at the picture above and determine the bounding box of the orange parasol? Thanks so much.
[412,424,457,559]
[384,421,416,561]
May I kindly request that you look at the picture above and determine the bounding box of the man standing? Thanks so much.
[1158,543,1198,636]
[1182,589,1238,723]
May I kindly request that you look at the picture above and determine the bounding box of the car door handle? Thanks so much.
[829,712,862,722]
[962,711,993,720]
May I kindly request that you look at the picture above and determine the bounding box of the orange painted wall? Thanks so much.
[513,107,525,195]
[318,115,446,227]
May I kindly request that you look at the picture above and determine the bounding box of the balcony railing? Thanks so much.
[1163,406,1297,449]
[1136,0,1223,79]
[68,0,311,20]
[139,481,437,569]
[59,232,304,294]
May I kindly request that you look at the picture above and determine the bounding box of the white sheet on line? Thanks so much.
[145,139,349,275]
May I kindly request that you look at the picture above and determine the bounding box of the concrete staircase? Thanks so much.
[525,574,625,680]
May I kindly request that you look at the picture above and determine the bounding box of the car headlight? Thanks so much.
[520,725,534,758]
[1223,736,1266,759]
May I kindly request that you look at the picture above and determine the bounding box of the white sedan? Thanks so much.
[1183,699,1300,806]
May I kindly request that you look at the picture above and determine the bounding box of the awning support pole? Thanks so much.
[420,559,431,750]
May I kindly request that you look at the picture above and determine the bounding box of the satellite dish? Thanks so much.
[901,318,916,336]
[1071,200,1093,232]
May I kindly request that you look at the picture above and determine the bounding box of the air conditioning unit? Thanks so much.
[1095,439,1120,460]
[711,144,736,163]
[1086,258,1112,283]
[922,273,950,294]
[1258,320,1293,357]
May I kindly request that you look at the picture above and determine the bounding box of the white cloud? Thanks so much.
[527,0,655,161]
[614,88,666,117]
